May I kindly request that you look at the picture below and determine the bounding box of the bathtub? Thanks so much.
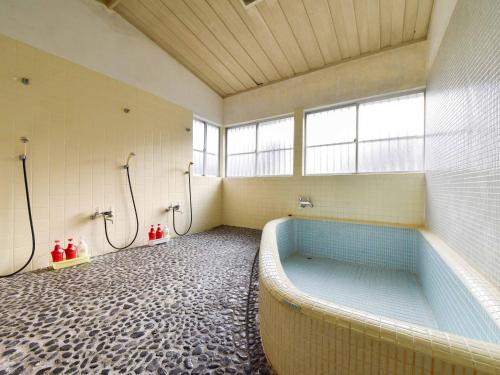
[259,217,500,375]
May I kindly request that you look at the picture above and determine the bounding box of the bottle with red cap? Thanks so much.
[51,240,65,263]
[65,238,78,260]
[148,225,156,241]
[155,224,164,239]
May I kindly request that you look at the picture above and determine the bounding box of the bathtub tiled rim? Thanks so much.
[259,217,500,374]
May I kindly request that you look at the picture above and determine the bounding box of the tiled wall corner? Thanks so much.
[425,0,500,288]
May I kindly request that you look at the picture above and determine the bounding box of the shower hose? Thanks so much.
[245,246,260,369]
[0,156,35,278]
[103,166,139,250]
[171,166,193,236]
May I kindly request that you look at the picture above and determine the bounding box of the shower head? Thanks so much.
[20,137,29,160]
[185,162,194,174]
[124,152,136,168]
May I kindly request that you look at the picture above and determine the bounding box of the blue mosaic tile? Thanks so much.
[277,219,500,344]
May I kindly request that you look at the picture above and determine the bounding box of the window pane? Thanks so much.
[358,93,424,140]
[193,150,204,175]
[206,125,219,154]
[305,105,356,174]
[306,105,356,146]
[193,119,205,176]
[257,149,293,176]
[227,125,256,155]
[193,119,205,151]
[227,154,256,177]
[257,117,294,151]
[205,153,219,176]
[358,92,424,172]
[358,137,424,172]
[306,143,356,174]
[256,116,294,176]
[205,124,219,176]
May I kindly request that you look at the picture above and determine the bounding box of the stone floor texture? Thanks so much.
[0,226,273,375]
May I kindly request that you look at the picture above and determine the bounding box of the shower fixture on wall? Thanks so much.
[91,152,139,250]
[166,162,194,236]
[0,137,36,278]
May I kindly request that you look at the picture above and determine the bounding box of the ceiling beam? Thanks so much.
[107,0,122,9]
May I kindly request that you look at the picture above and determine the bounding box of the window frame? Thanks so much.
[225,114,294,178]
[193,118,220,177]
[304,90,425,176]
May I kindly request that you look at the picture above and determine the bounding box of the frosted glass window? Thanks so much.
[226,116,294,177]
[358,93,424,172]
[305,105,357,174]
[304,92,424,175]
[192,119,205,175]
[257,117,294,176]
[226,124,256,177]
[192,119,219,176]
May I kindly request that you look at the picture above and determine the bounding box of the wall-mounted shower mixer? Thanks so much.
[91,152,139,250]
[165,203,182,214]
[168,162,193,236]
[90,208,114,224]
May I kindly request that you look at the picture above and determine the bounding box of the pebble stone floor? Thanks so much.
[0,226,274,375]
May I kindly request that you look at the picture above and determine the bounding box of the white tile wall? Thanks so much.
[425,0,500,288]
[222,174,425,230]
[0,34,222,275]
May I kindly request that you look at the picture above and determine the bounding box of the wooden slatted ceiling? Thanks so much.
[111,0,434,97]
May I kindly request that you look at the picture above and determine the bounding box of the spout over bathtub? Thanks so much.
[297,196,313,209]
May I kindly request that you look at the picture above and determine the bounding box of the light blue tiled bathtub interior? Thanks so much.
[276,219,500,344]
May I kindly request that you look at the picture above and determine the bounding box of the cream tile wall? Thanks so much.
[0,34,222,275]
[425,0,500,288]
[222,174,425,230]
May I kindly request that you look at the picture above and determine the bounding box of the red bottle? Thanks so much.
[148,225,156,241]
[51,240,65,262]
[65,238,78,260]
[155,224,163,239]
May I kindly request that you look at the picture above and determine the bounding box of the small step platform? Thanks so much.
[52,255,91,270]
[148,237,171,246]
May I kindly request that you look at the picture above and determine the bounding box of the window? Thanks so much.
[305,105,357,174]
[305,92,424,175]
[358,93,424,172]
[226,116,294,177]
[193,119,219,176]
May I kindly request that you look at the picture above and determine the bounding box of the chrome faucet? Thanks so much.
[91,208,114,223]
[298,196,313,209]
[166,203,182,214]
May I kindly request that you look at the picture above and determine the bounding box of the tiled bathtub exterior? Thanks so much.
[259,217,500,375]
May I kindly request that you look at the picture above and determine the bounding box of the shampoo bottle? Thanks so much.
[65,238,78,260]
[51,240,65,263]
[149,225,156,240]
[77,237,89,257]
[155,224,163,239]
